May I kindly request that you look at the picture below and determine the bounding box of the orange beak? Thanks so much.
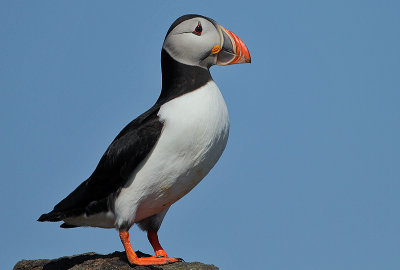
[215,25,251,65]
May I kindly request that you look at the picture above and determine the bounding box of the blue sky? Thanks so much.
[1,1,399,269]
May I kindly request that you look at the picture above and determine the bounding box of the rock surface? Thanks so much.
[13,251,219,270]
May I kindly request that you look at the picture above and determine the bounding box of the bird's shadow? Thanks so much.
[42,251,163,270]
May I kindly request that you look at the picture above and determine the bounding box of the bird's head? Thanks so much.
[163,14,251,69]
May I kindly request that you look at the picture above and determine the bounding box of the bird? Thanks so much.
[38,14,251,266]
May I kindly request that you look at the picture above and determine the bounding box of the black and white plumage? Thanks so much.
[38,14,250,265]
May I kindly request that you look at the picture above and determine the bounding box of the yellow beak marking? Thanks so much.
[211,45,222,54]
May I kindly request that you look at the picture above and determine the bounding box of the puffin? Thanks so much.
[38,14,251,266]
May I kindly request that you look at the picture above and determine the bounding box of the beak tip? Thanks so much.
[246,56,252,64]
[240,53,251,64]
[244,47,251,64]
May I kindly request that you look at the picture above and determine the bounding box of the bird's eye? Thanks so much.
[192,22,202,36]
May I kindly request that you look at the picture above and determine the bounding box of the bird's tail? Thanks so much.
[37,211,64,222]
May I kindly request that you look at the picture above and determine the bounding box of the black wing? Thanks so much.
[38,104,164,222]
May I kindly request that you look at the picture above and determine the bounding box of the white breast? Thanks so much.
[114,80,230,227]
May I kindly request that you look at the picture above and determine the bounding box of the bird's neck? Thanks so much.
[156,49,212,105]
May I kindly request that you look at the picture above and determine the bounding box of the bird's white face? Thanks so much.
[163,17,220,68]
[163,16,251,68]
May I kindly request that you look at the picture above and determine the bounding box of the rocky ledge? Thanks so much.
[13,251,219,270]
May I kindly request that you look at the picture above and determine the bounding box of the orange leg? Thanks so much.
[119,231,180,265]
[147,229,168,257]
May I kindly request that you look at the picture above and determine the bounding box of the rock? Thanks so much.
[13,251,219,270]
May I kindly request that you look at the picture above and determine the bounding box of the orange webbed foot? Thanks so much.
[128,256,181,265]
[147,229,170,258]
[155,249,168,257]
[120,230,181,266]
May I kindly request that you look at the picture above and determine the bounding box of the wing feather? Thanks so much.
[38,105,164,221]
